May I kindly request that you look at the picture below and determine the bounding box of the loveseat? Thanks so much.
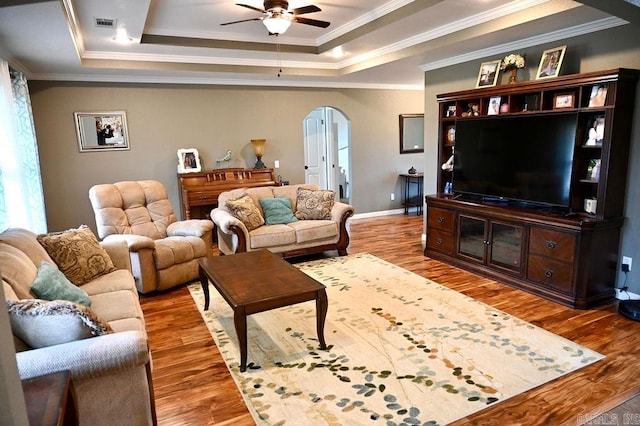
[0,227,155,425]
[211,184,354,257]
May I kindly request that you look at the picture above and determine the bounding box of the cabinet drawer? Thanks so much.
[529,228,576,262]
[187,191,218,206]
[427,228,454,255]
[527,254,573,293]
[428,207,455,231]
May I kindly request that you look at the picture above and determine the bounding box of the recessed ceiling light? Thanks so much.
[329,46,345,57]
[113,27,134,44]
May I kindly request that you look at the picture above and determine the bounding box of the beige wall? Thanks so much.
[423,23,640,293]
[28,84,423,232]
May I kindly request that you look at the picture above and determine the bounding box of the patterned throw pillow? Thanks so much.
[6,299,113,349]
[37,225,117,286]
[31,261,92,307]
[295,188,335,220]
[226,195,265,231]
[259,197,298,225]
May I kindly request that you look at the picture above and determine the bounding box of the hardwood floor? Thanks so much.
[140,214,640,425]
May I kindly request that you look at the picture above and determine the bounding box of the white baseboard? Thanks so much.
[351,209,405,220]
[349,209,427,245]
[616,289,640,300]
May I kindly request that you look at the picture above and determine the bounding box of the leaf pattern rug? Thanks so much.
[188,253,603,425]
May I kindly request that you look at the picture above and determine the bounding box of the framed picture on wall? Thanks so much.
[74,111,130,152]
[177,148,202,173]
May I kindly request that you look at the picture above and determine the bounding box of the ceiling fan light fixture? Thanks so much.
[263,14,291,35]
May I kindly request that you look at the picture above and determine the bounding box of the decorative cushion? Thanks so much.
[6,299,113,349]
[226,195,265,231]
[259,197,298,225]
[294,188,335,220]
[31,261,92,307]
[37,225,117,286]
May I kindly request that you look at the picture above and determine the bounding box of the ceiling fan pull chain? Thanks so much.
[276,36,283,78]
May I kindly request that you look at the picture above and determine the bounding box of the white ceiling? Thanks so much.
[0,0,636,89]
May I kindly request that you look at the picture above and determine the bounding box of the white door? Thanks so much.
[303,108,326,187]
[303,107,351,203]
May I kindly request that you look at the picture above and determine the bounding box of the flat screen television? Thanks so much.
[453,112,577,209]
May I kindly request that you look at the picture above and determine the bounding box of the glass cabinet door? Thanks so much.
[458,215,487,262]
[489,222,523,272]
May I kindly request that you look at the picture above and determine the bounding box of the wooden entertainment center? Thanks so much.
[425,68,638,309]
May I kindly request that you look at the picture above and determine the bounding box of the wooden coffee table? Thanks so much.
[198,249,328,372]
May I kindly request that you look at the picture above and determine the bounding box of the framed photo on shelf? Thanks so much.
[445,125,456,145]
[586,159,601,182]
[446,105,457,117]
[588,84,608,107]
[584,116,605,146]
[535,45,566,80]
[177,148,202,173]
[553,92,574,109]
[476,60,501,88]
[488,96,501,115]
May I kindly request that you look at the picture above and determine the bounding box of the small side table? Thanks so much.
[400,173,424,215]
[22,370,78,426]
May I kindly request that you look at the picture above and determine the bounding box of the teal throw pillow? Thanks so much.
[31,261,92,307]
[259,197,298,225]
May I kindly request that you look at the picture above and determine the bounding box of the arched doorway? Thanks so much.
[303,107,351,204]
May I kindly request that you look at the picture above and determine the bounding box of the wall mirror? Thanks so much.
[74,111,130,152]
[399,114,424,154]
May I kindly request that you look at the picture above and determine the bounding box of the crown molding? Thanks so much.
[316,0,414,45]
[335,0,547,68]
[419,16,627,71]
[26,72,423,91]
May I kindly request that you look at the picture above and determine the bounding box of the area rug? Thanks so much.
[188,253,603,425]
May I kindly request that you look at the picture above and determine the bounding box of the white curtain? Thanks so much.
[0,60,46,233]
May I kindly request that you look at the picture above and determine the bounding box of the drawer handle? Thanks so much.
[544,269,553,278]
[437,216,445,224]
[436,238,443,245]
[545,240,557,249]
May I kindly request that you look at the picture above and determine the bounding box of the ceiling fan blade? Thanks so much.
[291,5,321,15]
[220,17,262,26]
[293,16,330,28]
[236,3,266,13]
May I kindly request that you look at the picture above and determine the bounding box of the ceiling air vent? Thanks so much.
[95,18,116,28]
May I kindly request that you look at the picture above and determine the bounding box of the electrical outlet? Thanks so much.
[622,256,632,272]
[390,193,395,201]
[274,160,280,168]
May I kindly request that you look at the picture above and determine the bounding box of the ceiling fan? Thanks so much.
[221,1,330,35]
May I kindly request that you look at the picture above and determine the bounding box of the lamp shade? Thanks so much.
[263,16,291,35]
[251,139,267,169]
[251,139,266,156]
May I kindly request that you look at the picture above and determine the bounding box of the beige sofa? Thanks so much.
[211,184,354,257]
[0,228,155,426]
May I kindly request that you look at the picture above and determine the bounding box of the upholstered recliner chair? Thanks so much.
[89,180,213,293]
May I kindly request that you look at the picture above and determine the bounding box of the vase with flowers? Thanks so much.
[500,53,526,84]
